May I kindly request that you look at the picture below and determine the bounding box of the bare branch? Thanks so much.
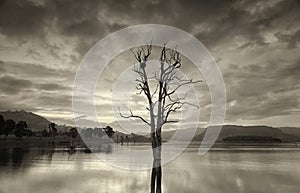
[167,47,181,68]
[119,107,151,126]
[131,44,152,63]
[160,45,167,63]
[166,79,202,97]
[130,48,142,62]
[141,44,152,61]
[164,120,179,123]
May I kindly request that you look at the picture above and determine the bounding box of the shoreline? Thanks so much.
[1,136,300,150]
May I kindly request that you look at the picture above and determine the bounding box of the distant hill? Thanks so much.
[139,125,300,142]
[193,125,298,142]
[1,110,299,143]
[162,127,205,141]
[0,110,51,131]
[279,127,300,139]
[112,131,150,143]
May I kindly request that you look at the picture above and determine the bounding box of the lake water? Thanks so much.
[0,147,300,193]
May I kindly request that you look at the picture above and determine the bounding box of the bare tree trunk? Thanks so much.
[151,135,162,193]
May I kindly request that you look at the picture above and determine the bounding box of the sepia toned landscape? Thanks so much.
[1,0,300,193]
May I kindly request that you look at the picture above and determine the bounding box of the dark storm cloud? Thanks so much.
[37,83,70,91]
[0,0,299,48]
[225,59,300,98]
[0,0,240,52]
[0,99,43,112]
[0,0,49,39]
[0,0,214,45]
[0,75,33,94]
[0,61,6,72]
[275,29,300,48]
[43,42,62,59]
[25,48,43,60]
[48,0,106,38]
[0,60,73,80]
[195,0,300,49]
[36,94,72,108]
[97,0,235,32]
[0,75,72,95]
[224,59,300,120]
[228,93,299,120]
[195,8,267,49]
[0,0,104,40]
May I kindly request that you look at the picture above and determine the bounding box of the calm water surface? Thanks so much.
[0,147,299,193]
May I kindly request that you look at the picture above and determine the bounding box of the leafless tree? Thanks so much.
[120,43,201,193]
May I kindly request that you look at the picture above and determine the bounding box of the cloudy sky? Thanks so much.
[0,0,299,129]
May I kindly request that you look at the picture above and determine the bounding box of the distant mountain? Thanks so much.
[0,110,51,131]
[193,125,298,142]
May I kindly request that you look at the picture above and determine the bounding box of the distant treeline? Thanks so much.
[81,126,115,138]
[223,135,282,142]
[0,114,33,139]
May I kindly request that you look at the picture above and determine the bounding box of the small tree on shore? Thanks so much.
[69,128,78,148]
[15,121,27,139]
[49,122,57,146]
[104,126,115,138]
[4,119,15,139]
[0,115,5,138]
